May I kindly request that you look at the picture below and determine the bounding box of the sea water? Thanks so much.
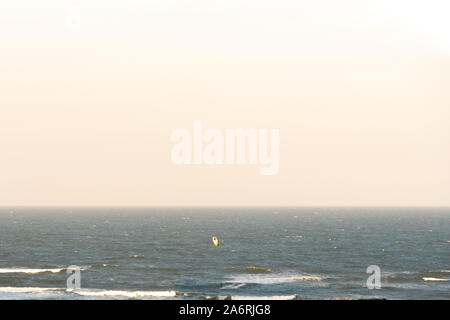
[0,207,448,299]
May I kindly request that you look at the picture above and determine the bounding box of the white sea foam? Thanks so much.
[423,277,449,282]
[0,268,64,274]
[231,295,297,300]
[0,287,61,293]
[71,289,177,298]
[221,283,246,290]
[225,274,323,285]
[0,287,177,298]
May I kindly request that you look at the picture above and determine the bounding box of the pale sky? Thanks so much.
[1,0,449,206]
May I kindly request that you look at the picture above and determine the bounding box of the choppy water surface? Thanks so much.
[0,207,448,299]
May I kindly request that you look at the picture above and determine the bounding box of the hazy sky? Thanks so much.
[1,0,449,206]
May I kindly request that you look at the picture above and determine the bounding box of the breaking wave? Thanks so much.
[422,277,449,282]
[221,283,246,290]
[231,295,298,300]
[70,289,177,297]
[224,273,323,285]
[0,287,178,298]
[245,266,276,274]
[0,268,64,274]
[0,287,62,293]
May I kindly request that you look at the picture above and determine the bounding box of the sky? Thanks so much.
[0,0,449,206]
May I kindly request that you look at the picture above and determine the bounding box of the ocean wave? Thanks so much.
[428,270,450,274]
[0,266,90,274]
[0,268,64,274]
[0,286,177,298]
[231,295,297,300]
[225,274,323,285]
[70,289,177,298]
[245,266,276,274]
[291,276,323,281]
[422,277,449,282]
[99,264,120,268]
[221,283,246,290]
[329,295,387,300]
[382,275,414,282]
[0,287,62,293]
[196,295,231,300]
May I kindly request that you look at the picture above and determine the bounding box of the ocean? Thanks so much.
[0,207,448,300]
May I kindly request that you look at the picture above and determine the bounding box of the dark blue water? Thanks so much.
[0,207,448,299]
